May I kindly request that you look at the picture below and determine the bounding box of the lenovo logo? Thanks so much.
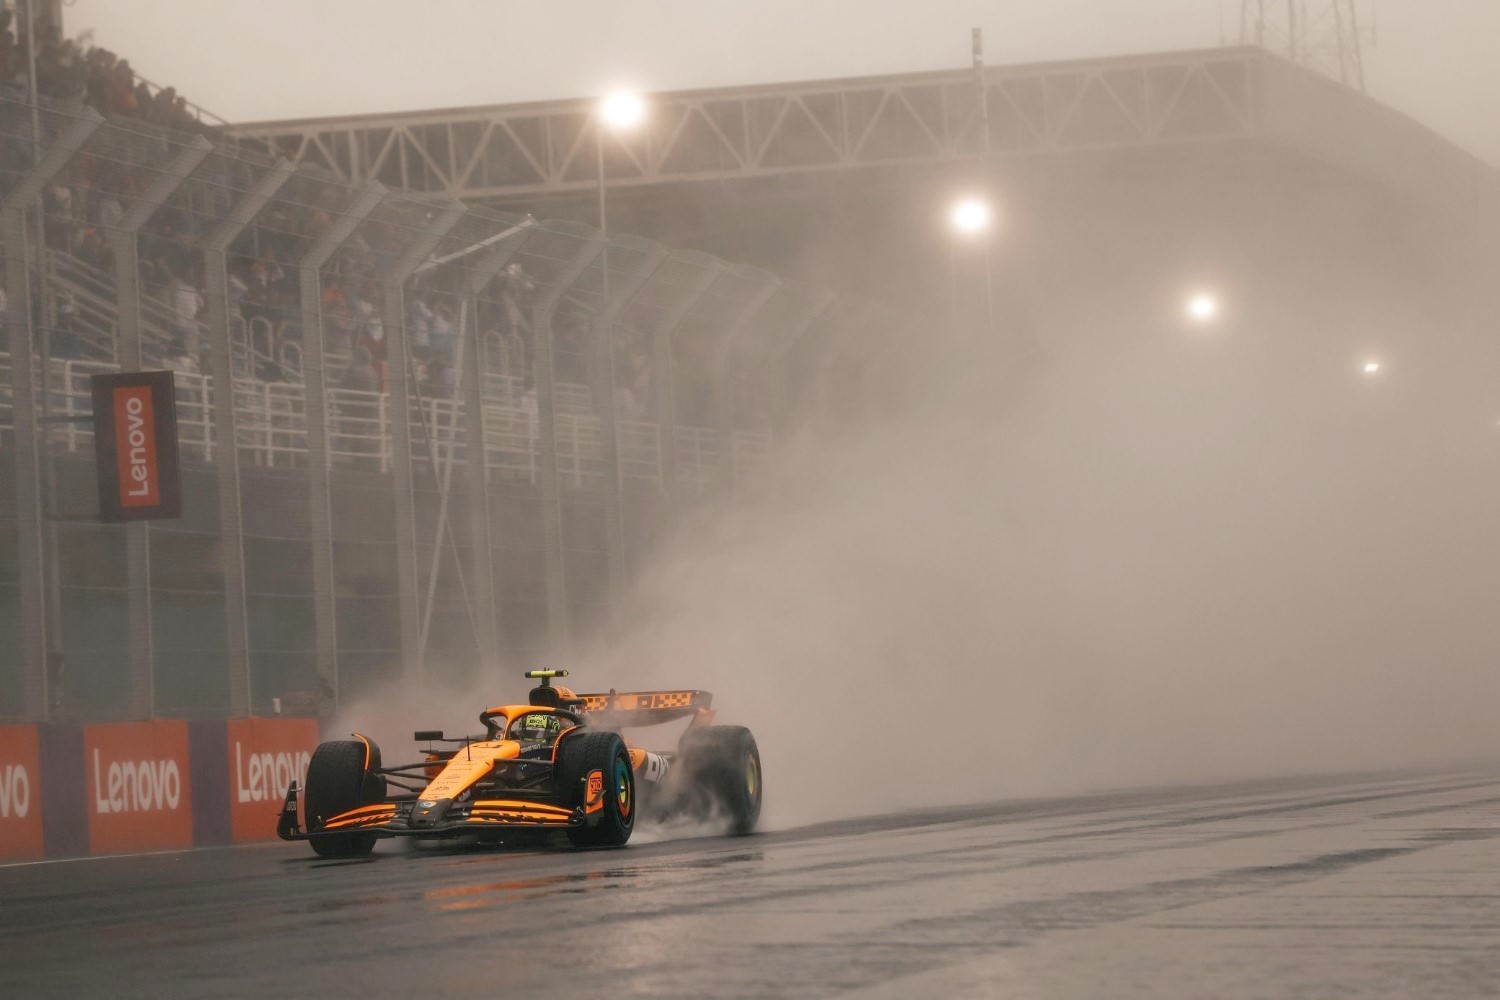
[92,750,182,814]
[226,719,320,842]
[235,743,310,803]
[0,764,30,819]
[91,371,181,523]
[114,386,158,506]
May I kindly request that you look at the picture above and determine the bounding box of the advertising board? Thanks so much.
[0,726,43,861]
[90,370,182,522]
[226,718,318,842]
[83,721,194,854]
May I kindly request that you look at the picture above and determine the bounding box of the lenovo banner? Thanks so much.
[0,726,43,862]
[83,721,194,854]
[90,371,182,522]
[226,718,318,842]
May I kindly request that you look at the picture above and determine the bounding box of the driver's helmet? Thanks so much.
[509,712,561,744]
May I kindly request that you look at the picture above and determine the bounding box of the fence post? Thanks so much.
[532,226,605,649]
[63,363,77,453]
[652,256,723,507]
[590,238,665,609]
[204,157,294,718]
[712,270,779,496]
[298,182,385,715]
[458,293,502,666]
[379,199,465,681]
[109,134,212,720]
[263,382,274,466]
[2,109,99,721]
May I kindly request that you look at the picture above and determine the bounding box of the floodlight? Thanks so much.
[1186,293,1219,322]
[949,197,992,236]
[599,91,647,131]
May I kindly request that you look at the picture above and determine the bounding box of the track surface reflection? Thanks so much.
[3,768,1498,998]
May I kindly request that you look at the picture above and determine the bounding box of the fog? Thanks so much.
[265,1,1500,833]
[337,256,1500,832]
[573,325,1500,827]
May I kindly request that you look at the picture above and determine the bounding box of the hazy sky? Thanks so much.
[63,1,1500,165]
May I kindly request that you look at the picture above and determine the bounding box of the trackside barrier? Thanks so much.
[0,718,320,862]
[84,721,194,854]
[0,726,43,861]
[225,718,315,842]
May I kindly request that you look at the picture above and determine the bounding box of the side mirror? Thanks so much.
[414,730,444,742]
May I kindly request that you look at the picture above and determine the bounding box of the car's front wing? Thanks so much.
[275,782,599,842]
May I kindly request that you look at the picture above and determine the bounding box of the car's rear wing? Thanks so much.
[575,689,714,727]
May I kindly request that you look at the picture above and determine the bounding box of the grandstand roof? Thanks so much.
[227,46,1500,232]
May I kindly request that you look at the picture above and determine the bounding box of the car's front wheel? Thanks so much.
[556,731,634,847]
[303,737,385,859]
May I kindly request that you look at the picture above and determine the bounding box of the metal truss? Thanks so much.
[229,49,1263,200]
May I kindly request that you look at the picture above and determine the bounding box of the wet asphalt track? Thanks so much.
[2,767,1498,999]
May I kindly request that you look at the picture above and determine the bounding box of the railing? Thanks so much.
[0,353,762,494]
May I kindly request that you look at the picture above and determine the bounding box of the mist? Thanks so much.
[486,268,1498,830]
[328,240,1500,839]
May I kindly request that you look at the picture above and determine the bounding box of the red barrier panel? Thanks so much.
[227,718,319,842]
[0,726,43,861]
[84,721,194,854]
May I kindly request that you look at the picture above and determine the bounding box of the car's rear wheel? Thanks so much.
[678,725,762,835]
[556,731,634,847]
[304,738,385,858]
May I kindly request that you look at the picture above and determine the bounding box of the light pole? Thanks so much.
[593,91,646,520]
[595,91,646,241]
[947,195,995,341]
[594,91,647,314]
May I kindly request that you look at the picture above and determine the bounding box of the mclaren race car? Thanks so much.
[277,671,762,857]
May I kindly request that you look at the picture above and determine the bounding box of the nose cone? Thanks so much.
[410,797,453,828]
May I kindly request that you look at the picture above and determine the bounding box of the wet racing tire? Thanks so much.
[678,725,762,835]
[304,738,385,859]
[556,731,634,848]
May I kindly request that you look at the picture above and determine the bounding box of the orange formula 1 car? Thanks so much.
[277,671,762,858]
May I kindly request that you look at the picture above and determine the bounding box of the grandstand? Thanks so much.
[0,71,875,726]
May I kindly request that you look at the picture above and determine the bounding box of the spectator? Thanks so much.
[10,18,214,136]
[501,262,534,342]
[338,345,380,466]
[497,325,526,382]
[162,338,199,377]
[408,295,433,353]
[430,302,455,359]
[355,298,385,364]
[614,382,643,421]
[94,191,123,231]
[48,291,81,360]
[168,267,202,345]
[423,355,451,398]
[72,226,110,272]
[341,345,378,393]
